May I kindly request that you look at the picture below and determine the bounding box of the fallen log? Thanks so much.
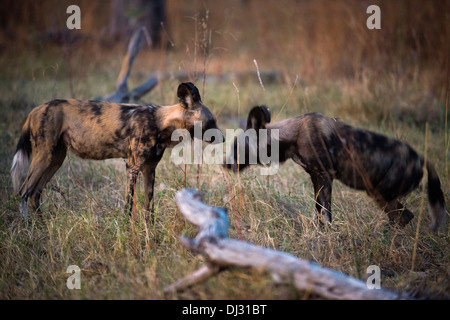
[165,188,411,300]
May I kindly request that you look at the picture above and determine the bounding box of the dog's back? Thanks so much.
[332,119,423,198]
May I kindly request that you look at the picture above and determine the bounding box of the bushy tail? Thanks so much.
[426,161,447,232]
[11,122,32,195]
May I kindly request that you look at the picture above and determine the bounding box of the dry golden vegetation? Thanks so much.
[0,0,448,299]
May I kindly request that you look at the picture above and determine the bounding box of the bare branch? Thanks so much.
[95,27,157,103]
[116,27,144,93]
[129,77,158,101]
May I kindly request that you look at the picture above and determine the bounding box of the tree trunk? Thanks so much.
[109,0,167,48]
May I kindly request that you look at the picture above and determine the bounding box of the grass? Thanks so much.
[0,1,449,300]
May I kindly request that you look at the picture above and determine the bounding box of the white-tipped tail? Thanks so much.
[11,150,29,195]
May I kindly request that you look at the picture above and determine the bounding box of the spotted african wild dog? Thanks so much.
[225,106,446,232]
[11,82,223,219]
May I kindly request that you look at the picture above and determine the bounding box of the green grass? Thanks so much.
[0,43,449,300]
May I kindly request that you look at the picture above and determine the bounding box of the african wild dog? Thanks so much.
[225,106,446,232]
[11,82,223,219]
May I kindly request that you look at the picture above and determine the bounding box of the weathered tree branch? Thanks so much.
[165,188,411,300]
[96,27,157,103]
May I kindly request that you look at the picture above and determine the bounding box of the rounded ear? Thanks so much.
[177,82,202,109]
[246,105,271,130]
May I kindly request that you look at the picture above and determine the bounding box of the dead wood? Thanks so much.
[96,27,157,103]
[165,188,411,300]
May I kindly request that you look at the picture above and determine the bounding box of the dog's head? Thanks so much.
[177,82,224,144]
[159,82,225,147]
[224,105,271,172]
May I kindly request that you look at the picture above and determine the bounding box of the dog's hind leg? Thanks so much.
[20,141,67,218]
[19,152,53,219]
[372,194,414,227]
[387,201,414,227]
[29,140,67,214]
[19,196,28,220]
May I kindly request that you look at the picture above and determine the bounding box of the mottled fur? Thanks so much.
[11,82,222,219]
[226,106,446,232]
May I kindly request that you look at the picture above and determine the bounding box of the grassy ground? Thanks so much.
[0,1,449,300]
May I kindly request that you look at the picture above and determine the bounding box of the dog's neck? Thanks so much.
[266,117,302,144]
[155,103,187,131]
[154,103,191,147]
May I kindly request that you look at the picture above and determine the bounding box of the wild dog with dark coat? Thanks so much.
[225,106,446,232]
[11,82,223,219]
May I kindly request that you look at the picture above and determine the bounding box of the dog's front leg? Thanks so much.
[142,161,158,222]
[125,162,140,217]
[310,172,333,225]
